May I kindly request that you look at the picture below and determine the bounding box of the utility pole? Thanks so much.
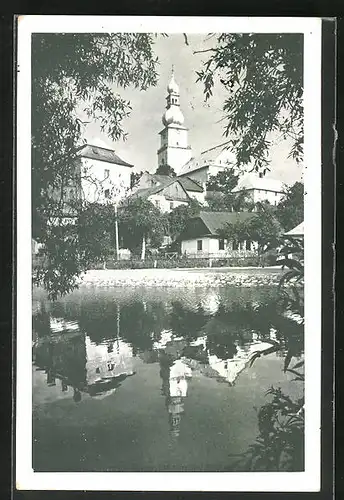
[114,203,119,261]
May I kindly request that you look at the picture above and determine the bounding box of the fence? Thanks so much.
[184,250,258,259]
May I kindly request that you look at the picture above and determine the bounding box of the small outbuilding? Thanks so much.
[284,221,304,239]
[178,211,257,258]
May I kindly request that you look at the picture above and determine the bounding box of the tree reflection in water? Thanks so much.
[32,285,304,470]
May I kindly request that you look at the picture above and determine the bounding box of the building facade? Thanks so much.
[232,172,285,206]
[178,211,258,258]
[77,143,133,204]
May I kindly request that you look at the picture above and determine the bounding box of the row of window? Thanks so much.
[256,190,278,195]
[154,199,176,210]
[196,239,252,251]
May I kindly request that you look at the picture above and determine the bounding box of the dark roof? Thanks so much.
[198,211,255,234]
[177,176,203,193]
[178,211,256,241]
[77,144,134,167]
[128,178,191,203]
[151,174,174,185]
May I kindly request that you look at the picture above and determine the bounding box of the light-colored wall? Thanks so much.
[148,193,188,213]
[167,127,189,148]
[163,181,189,202]
[166,147,192,175]
[185,190,206,204]
[181,237,258,257]
[80,157,131,204]
[240,188,283,206]
[158,125,192,175]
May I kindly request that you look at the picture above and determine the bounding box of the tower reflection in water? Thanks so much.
[159,340,192,439]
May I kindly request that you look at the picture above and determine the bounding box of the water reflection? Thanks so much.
[33,286,304,436]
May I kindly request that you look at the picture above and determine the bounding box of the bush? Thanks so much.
[89,255,263,270]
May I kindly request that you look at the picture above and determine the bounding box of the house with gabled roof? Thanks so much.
[132,171,205,206]
[128,176,202,213]
[178,211,258,258]
[232,172,285,206]
[76,142,134,204]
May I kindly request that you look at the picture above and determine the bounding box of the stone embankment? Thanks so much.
[79,268,284,288]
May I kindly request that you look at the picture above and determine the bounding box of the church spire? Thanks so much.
[162,70,184,126]
[157,72,192,174]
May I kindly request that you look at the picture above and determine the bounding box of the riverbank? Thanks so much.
[79,267,284,288]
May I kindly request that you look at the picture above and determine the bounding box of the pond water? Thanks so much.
[32,285,304,472]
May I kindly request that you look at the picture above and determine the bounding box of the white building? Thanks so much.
[157,71,193,174]
[76,142,134,204]
[232,172,285,206]
[178,142,238,191]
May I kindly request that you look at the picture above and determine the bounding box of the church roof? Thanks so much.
[199,142,235,164]
[77,144,133,167]
[178,142,236,176]
[232,173,284,193]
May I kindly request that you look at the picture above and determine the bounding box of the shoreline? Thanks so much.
[78,267,284,289]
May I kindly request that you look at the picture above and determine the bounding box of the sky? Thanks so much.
[82,34,303,186]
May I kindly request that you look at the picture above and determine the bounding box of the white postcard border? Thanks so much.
[16,16,322,492]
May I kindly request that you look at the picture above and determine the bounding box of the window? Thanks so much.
[246,240,251,250]
[170,202,174,210]
[161,159,165,164]
[197,240,203,251]
[104,169,110,178]
[219,239,225,250]
[104,189,110,199]
[232,240,239,250]
[155,200,160,208]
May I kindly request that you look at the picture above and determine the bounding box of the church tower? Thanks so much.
[157,70,192,175]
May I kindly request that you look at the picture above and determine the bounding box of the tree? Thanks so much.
[206,168,239,192]
[167,199,201,240]
[276,182,304,231]
[249,203,284,255]
[219,202,283,256]
[130,171,144,189]
[205,190,256,213]
[119,198,167,259]
[77,203,117,267]
[155,164,176,177]
[32,33,158,297]
[196,34,303,172]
